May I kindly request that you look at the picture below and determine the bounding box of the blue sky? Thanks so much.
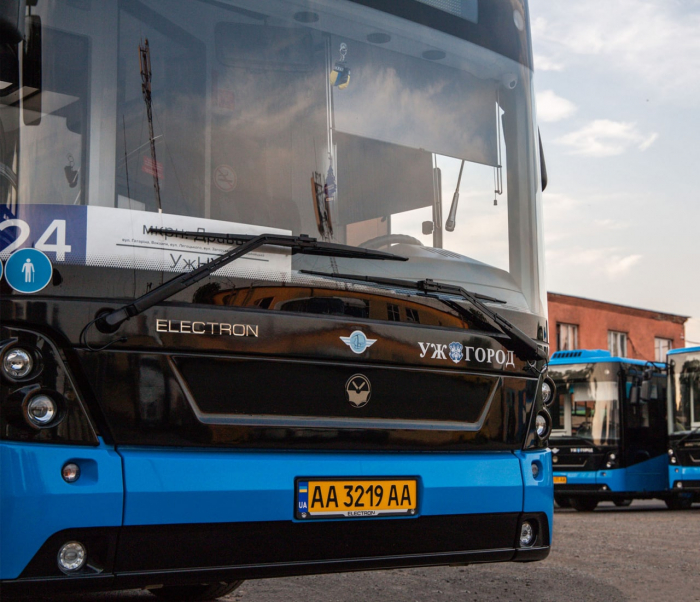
[530,0,700,346]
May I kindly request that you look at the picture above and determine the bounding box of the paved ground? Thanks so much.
[47,500,700,602]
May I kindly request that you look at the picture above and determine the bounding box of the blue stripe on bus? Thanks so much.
[118,449,527,525]
[554,454,668,494]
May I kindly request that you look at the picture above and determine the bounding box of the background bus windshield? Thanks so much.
[550,364,621,445]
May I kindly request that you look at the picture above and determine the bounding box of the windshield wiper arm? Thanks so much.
[301,270,547,362]
[677,424,700,445]
[95,231,406,333]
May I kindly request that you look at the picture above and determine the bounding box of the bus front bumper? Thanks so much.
[1,443,551,596]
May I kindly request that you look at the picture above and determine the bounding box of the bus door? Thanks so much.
[622,370,668,492]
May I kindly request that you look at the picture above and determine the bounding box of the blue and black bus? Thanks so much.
[1,1,552,599]
[548,350,671,511]
[666,346,700,509]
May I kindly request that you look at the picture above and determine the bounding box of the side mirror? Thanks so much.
[538,129,548,191]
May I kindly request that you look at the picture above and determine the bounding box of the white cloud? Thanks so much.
[534,53,564,72]
[536,90,577,122]
[556,120,658,157]
[547,247,643,280]
[530,1,700,104]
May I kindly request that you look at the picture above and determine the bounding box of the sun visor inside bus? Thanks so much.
[334,132,433,226]
[332,37,498,167]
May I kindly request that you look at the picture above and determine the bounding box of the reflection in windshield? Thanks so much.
[1,0,544,316]
[550,364,621,445]
[669,353,700,433]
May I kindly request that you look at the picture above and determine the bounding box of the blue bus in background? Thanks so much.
[1,0,552,599]
[666,346,700,509]
[548,350,671,511]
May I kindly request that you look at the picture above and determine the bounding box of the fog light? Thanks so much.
[676,482,683,489]
[58,541,86,573]
[535,411,551,439]
[541,381,552,405]
[519,522,535,547]
[25,394,57,427]
[3,348,33,379]
[531,462,540,478]
[62,463,81,483]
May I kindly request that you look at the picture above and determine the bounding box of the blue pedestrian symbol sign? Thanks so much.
[5,248,53,294]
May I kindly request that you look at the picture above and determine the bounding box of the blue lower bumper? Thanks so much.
[669,464,700,488]
[0,440,124,580]
[1,442,551,583]
[554,455,668,495]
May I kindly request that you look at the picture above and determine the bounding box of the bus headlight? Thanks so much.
[24,394,59,428]
[605,452,617,469]
[535,410,551,440]
[668,449,678,464]
[58,541,86,573]
[2,347,34,379]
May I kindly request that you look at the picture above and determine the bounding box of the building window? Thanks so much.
[405,308,420,323]
[387,304,401,322]
[655,338,673,362]
[608,331,628,357]
[557,323,578,351]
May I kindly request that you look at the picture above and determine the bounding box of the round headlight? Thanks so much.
[58,541,86,573]
[25,394,58,427]
[535,411,551,439]
[3,348,34,379]
[519,521,535,547]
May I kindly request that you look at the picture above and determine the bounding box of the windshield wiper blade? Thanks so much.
[677,425,700,445]
[301,270,547,362]
[94,232,407,333]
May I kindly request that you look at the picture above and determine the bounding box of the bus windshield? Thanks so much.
[669,351,700,433]
[549,364,621,445]
[1,0,545,319]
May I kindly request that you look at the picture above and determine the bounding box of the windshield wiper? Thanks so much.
[94,231,406,333]
[677,425,700,445]
[301,270,547,362]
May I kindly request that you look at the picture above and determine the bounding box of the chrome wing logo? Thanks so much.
[345,374,371,408]
[340,330,377,354]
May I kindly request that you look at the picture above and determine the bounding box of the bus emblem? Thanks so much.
[345,374,371,408]
[448,342,463,363]
[340,331,376,354]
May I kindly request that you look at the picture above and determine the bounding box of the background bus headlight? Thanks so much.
[2,347,34,379]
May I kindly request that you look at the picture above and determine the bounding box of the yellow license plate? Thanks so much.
[296,478,418,519]
[553,476,567,484]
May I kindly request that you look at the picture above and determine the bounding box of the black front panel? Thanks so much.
[550,438,608,472]
[176,356,495,423]
[79,350,536,450]
[2,298,541,451]
[669,436,700,466]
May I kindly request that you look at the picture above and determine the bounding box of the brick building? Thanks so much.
[547,292,688,362]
